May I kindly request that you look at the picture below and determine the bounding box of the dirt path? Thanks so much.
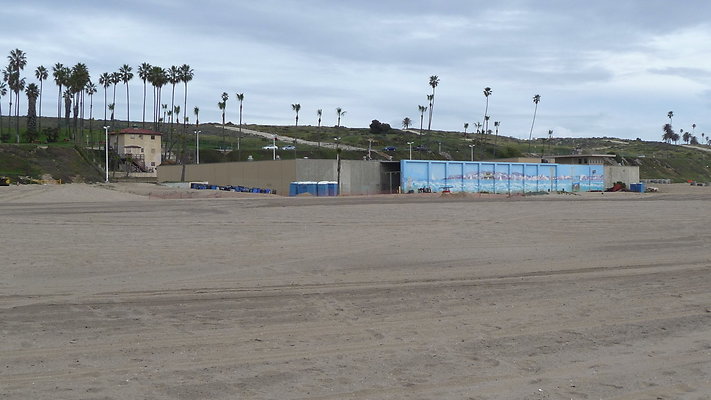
[221,125,367,151]
[1,184,710,399]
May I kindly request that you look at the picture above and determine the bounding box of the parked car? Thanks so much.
[415,145,428,151]
[383,146,396,151]
[262,144,278,150]
[282,145,296,150]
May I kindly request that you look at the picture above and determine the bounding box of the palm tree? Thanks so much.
[34,65,48,132]
[173,105,181,131]
[108,103,115,125]
[7,49,27,141]
[528,94,541,153]
[66,63,90,142]
[464,122,469,136]
[667,111,673,126]
[427,75,439,132]
[682,130,691,144]
[482,87,492,140]
[98,72,111,126]
[5,72,26,143]
[110,71,120,117]
[0,81,6,141]
[179,64,193,135]
[662,123,674,143]
[236,92,244,133]
[193,106,200,128]
[168,66,179,128]
[119,64,133,128]
[291,103,301,126]
[336,107,346,127]
[52,63,67,129]
[148,66,167,131]
[218,99,226,148]
[1,68,13,141]
[418,105,427,133]
[25,83,39,141]
[137,63,151,128]
[316,108,322,127]
[85,81,97,142]
[402,117,412,130]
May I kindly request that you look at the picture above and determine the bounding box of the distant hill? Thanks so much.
[2,121,710,184]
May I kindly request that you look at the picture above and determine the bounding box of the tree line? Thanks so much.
[0,48,197,158]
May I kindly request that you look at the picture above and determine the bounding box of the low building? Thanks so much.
[553,154,614,165]
[109,128,162,174]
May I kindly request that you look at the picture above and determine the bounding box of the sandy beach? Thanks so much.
[1,183,709,399]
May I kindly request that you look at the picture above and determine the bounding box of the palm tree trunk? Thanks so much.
[57,85,62,130]
[38,81,43,132]
[528,103,538,153]
[16,91,21,143]
[89,94,94,147]
[125,83,130,128]
[142,80,146,128]
[183,82,188,135]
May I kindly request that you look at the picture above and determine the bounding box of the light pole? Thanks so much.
[407,141,414,160]
[273,136,277,160]
[367,138,374,160]
[103,126,110,183]
[195,130,201,164]
[334,137,342,195]
[469,144,475,162]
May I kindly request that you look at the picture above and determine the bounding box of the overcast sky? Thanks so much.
[2,1,711,141]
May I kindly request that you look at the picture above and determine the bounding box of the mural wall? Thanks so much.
[400,160,605,194]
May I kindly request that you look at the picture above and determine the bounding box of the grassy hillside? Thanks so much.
[2,115,710,183]
[0,144,103,183]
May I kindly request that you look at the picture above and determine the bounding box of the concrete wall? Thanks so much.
[159,160,297,195]
[604,166,640,188]
[158,159,387,196]
[340,160,383,195]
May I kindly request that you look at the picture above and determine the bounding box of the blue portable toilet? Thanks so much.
[289,182,299,196]
[305,181,318,196]
[327,181,339,196]
[317,181,329,196]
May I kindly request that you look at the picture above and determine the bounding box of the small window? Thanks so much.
[151,162,156,166]
[141,148,144,153]
[151,135,155,140]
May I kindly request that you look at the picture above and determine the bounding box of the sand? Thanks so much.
[1,183,710,399]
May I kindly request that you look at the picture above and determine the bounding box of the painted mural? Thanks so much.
[401,160,605,194]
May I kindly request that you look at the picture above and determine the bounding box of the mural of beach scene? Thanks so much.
[401,160,605,194]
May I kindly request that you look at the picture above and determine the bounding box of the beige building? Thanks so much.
[109,128,162,173]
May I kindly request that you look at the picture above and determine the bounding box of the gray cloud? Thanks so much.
[1,1,711,140]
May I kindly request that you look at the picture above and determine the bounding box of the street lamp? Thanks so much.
[367,138,374,160]
[469,144,475,162]
[273,135,277,160]
[407,141,414,160]
[103,126,110,183]
[334,137,342,195]
[195,130,201,164]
